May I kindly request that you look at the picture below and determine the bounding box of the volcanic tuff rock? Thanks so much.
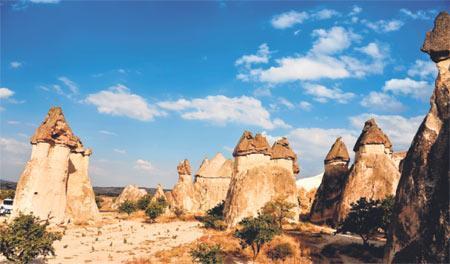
[271,137,300,174]
[336,119,400,222]
[385,12,449,263]
[298,187,317,216]
[310,137,350,226]
[170,159,200,212]
[112,185,147,209]
[392,151,407,173]
[177,159,191,175]
[224,131,300,227]
[151,184,167,202]
[12,107,99,224]
[194,153,232,211]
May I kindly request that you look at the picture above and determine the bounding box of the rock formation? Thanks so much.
[194,153,232,211]
[297,187,317,216]
[385,12,449,263]
[12,107,99,224]
[309,137,350,226]
[151,184,167,202]
[392,151,407,173]
[336,119,401,222]
[112,185,147,209]
[224,132,300,227]
[170,159,199,211]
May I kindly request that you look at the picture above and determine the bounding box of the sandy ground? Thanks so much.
[0,212,204,264]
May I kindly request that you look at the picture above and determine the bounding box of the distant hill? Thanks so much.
[0,179,169,197]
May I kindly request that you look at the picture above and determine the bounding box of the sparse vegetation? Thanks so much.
[173,206,185,219]
[118,200,137,216]
[234,213,281,259]
[266,242,294,261]
[190,243,224,264]
[380,195,395,233]
[145,198,168,223]
[0,189,15,200]
[199,201,226,230]
[262,195,296,230]
[0,213,62,264]
[136,194,152,210]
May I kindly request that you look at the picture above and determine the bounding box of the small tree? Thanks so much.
[190,243,224,264]
[118,200,136,216]
[267,242,294,261]
[234,213,281,259]
[200,201,226,230]
[136,194,152,210]
[173,206,185,219]
[380,195,395,233]
[262,195,296,229]
[145,198,168,223]
[0,213,62,264]
[336,197,383,247]
[206,201,224,218]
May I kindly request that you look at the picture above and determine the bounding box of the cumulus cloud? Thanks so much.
[58,76,79,94]
[235,43,270,68]
[271,10,309,29]
[0,88,14,99]
[383,78,433,99]
[158,95,290,130]
[10,61,22,69]
[134,159,154,172]
[85,84,165,121]
[349,113,423,150]
[277,97,295,110]
[310,26,360,55]
[299,101,312,111]
[349,5,362,16]
[364,19,404,33]
[361,91,404,112]
[407,59,437,79]
[313,9,340,20]
[303,83,355,104]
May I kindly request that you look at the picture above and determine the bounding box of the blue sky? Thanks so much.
[1,1,447,188]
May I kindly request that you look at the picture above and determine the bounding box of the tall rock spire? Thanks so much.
[385,11,449,263]
[353,118,392,152]
[324,137,350,163]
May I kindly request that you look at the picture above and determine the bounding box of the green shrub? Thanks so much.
[234,213,281,259]
[190,243,224,264]
[173,206,185,218]
[136,194,152,210]
[206,201,224,218]
[156,196,168,208]
[267,242,294,261]
[118,200,137,216]
[145,200,166,222]
[0,189,15,200]
[380,195,395,232]
[199,201,226,230]
[262,195,296,230]
[0,213,62,264]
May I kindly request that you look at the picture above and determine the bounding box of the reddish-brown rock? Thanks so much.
[271,137,300,174]
[233,131,271,156]
[385,12,449,263]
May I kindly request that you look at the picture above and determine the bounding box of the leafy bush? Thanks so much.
[136,194,152,210]
[0,213,62,264]
[0,189,15,200]
[190,243,224,264]
[156,196,168,208]
[234,213,281,259]
[380,195,395,232]
[206,201,224,218]
[145,198,168,223]
[173,206,185,218]
[262,195,296,229]
[198,201,226,230]
[267,242,294,261]
[118,200,137,216]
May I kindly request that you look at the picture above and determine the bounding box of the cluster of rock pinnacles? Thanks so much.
[11,11,448,263]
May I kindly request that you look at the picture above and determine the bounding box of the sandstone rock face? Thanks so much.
[112,185,147,209]
[152,184,166,202]
[224,132,300,227]
[385,12,449,263]
[392,151,407,173]
[12,107,99,224]
[194,153,232,211]
[298,187,317,216]
[336,119,401,223]
[310,137,350,226]
[170,159,199,211]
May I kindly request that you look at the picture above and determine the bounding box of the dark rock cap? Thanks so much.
[325,137,350,163]
[271,137,296,160]
[30,107,82,148]
[233,131,271,157]
[421,11,450,62]
[177,159,191,175]
[353,118,392,152]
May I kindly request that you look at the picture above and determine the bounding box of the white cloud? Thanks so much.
[400,9,436,20]
[365,19,404,33]
[407,59,437,79]
[85,84,165,121]
[99,130,117,136]
[303,83,355,104]
[158,95,290,130]
[253,87,272,97]
[356,42,384,60]
[0,137,29,154]
[271,10,309,29]
[113,148,126,154]
[278,97,295,110]
[349,113,423,150]
[235,43,270,68]
[310,26,360,55]
[383,78,433,99]
[58,76,79,94]
[299,101,312,111]
[134,159,154,172]
[7,120,21,125]
[10,61,22,69]
[313,9,340,20]
[0,88,14,99]
[349,5,362,16]
[361,91,404,112]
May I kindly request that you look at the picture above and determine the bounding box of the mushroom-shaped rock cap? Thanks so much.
[233,131,271,157]
[353,118,392,152]
[325,137,350,163]
[271,137,296,160]
[421,11,450,62]
[177,159,191,175]
[31,107,82,148]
